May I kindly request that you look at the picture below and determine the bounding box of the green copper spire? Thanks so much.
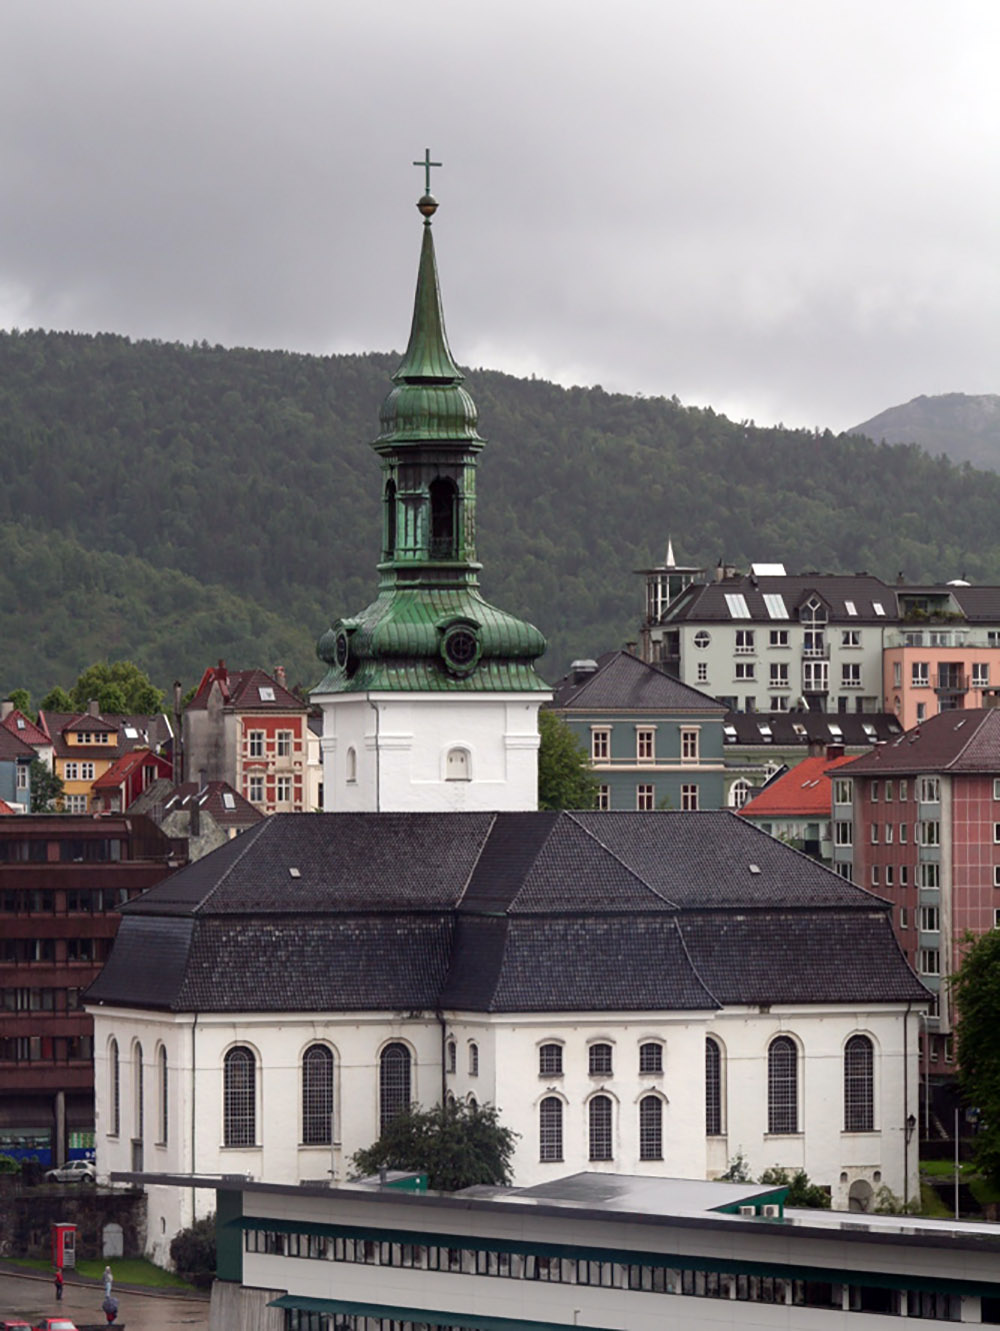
[313,164,548,697]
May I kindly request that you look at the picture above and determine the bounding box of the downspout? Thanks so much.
[368,698,380,813]
[903,1000,911,1209]
[191,1013,198,1194]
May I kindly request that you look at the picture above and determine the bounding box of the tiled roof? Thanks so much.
[85,810,926,1014]
[1,710,51,747]
[186,663,306,713]
[41,711,171,759]
[549,650,725,713]
[92,748,163,790]
[665,574,897,625]
[842,709,1000,776]
[724,711,901,748]
[0,799,19,814]
[165,782,264,828]
[740,753,857,819]
[0,726,36,761]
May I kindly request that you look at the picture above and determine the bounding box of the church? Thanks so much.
[86,169,928,1267]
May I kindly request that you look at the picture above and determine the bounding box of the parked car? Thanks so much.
[1,1320,34,1330]
[43,1159,95,1184]
[33,1320,79,1331]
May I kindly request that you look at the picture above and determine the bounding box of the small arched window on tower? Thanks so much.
[429,477,457,559]
[384,479,397,559]
[346,747,357,784]
[445,747,471,781]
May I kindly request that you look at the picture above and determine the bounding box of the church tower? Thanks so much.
[312,164,550,811]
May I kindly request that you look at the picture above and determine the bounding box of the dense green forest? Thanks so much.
[2,328,999,702]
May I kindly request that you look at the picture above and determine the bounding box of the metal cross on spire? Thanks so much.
[413,148,442,195]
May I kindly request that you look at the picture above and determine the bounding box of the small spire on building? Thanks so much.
[665,537,676,568]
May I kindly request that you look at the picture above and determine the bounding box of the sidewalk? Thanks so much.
[0,1260,210,1301]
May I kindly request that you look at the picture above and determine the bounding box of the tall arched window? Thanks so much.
[134,1042,144,1142]
[379,1043,411,1132]
[108,1039,120,1137]
[468,1042,479,1077]
[705,1037,723,1136]
[223,1046,256,1147]
[844,1035,874,1132]
[384,479,397,559]
[539,1097,562,1162]
[429,477,457,558]
[589,1095,613,1161]
[639,1095,663,1160]
[302,1044,334,1145]
[346,747,357,783]
[158,1045,168,1145]
[768,1036,798,1135]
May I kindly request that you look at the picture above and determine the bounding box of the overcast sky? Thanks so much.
[1,1,997,432]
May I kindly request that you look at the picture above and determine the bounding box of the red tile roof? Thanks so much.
[1,709,51,747]
[92,748,169,790]
[740,753,857,819]
[842,709,1000,776]
[0,799,18,814]
[186,662,306,713]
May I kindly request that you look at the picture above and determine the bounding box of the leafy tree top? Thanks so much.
[67,661,164,715]
[538,709,599,811]
[953,928,1000,1188]
[351,1099,518,1192]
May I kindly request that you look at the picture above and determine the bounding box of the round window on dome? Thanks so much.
[441,625,481,675]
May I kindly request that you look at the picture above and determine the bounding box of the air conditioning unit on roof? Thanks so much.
[762,1204,781,1218]
[738,1205,756,1216]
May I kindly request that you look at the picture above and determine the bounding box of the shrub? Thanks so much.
[169,1215,216,1279]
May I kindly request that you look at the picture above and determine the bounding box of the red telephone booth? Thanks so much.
[51,1223,76,1269]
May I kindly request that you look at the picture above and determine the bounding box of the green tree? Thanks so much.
[29,757,64,813]
[758,1166,831,1209]
[7,687,33,720]
[537,710,599,811]
[68,660,164,715]
[351,1100,518,1192]
[39,686,73,713]
[169,1215,216,1281]
[952,928,1000,1187]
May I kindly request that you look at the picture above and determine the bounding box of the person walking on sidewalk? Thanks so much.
[54,1267,63,1300]
[103,1265,113,1298]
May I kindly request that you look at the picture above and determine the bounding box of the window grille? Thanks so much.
[110,1038,120,1136]
[447,1040,456,1073]
[468,1042,479,1077]
[302,1044,334,1145]
[134,1042,144,1141]
[224,1045,256,1146]
[539,1043,562,1076]
[539,1096,563,1161]
[639,1042,662,1075]
[844,1035,874,1132]
[705,1037,722,1136]
[159,1045,168,1144]
[639,1095,663,1160]
[767,1036,797,1134]
[589,1095,613,1160]
[379,1043,411,1131]
[589,1043,613,1076]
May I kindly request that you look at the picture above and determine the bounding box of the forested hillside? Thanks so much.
[2,328,999,701]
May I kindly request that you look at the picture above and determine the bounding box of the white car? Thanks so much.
[43,1159,96,1184]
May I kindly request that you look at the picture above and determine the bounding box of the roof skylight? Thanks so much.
[258,686,276,702]
[828,722,843,739]
[872,602,886,616]
[763,593,788,619]
[222,792,236,810]
[724,593,751,619]
[844,600,857,616]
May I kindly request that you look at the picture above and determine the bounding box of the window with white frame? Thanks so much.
[636,729,655,761]
[729,779,751,810]
[302,1044,334,1145]
[694,630,711,648]
[769,662,789,687]
[919,776,940,803]
[871,781,879,802]
[920,906,940,933]
[734,629,755,654]
[885,824,893,844]
[973,663,990,688]
[769,629,789,647]
[994,865,1000,888]
[870,823,879,844]
[735,662,755,680]
[912,662,929,687]
[697,662,708,683]
[588,1094,613,1161]
[893,662,902,688]
[223,1046,256,1147]
[834,821,853,846]
[636,784,654,811]
[639,1095,663,1161]
[247,775,264,803]
[802,660,828,692]
[767,1036,798,1134]
[919,821,941,846]
[900,779,909,801]
[900,865,909,886]
[918,948,940,976]
[276,730,293,757]
[591,729,610,762]
[841,663,862,688]
[843,1035,874,1132]
[276,775,292,803]
[885,865,894,886]
[916,702,927,722]
[596,785,610,811]
[64,762,79,781]
[900,906,908,929]
[65,794,87,813]
[920,863,940,889]
[994,778,1000,801]
[885,781,893,801]
[680,728,699,761]
[681,784,699,811]
[842,630,861,648]
[871,866,880,887]
[248,730,264,757]
[899,822,908,843]
[539,1097,563,1161]
[770,695,790,712]
[833,778,853,805]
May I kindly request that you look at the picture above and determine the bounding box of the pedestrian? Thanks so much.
[54,1267,63,1300]
[102,1294,119,1324]
[103,1265,113,1298]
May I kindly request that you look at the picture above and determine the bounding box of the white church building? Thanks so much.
[87,173,928,1269]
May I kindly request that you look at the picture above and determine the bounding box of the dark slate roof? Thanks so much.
[0,726,35,761]
[843,709,1000,776]
[550,651,725,713]
[186,663,306,713]
[664,574,897,625]
[85,810,927,1014]
[724,711,902,747]
[41,711,172,759]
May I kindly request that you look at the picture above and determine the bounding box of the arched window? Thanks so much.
[445,747,470,781]
[346,747,357,783]
[134,1042,144,1142]
[429,477,457,558]
[158,1045,168,1145]
[768,1036,798,1135]
[380,1043,411,1132]
[639,1095,663,1160]
[539,1043,562,1077]
[223,1046,256,1147]
[729,779,752,810]
[468,1042,479,1077]
[384,479,397,559]
[589,1095,613,1161]
[589,1042,613,1076]
[844,1035,874,1132]
[539,1097,563,1162]
[705,1037,723,1136]
[447,1040,456,1074]
[639,1042,662,1075]
[302,1044,334,1145]
[109,1039,120,1137]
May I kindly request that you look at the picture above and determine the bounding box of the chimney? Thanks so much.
[569,659,599,686]
[983,688,1000,711]
[274,665,287,689]
[826,744,845,760]
[217,659,227,683]
[88,698,100,717]
[1,699,12,721]
[190,795,200,839]
[173,680,184,785]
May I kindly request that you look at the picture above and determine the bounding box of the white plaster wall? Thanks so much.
[314,691,546,812]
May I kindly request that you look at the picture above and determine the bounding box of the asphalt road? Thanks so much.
[0,1272,209,1331]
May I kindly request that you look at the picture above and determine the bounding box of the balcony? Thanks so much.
[935,669,969,694]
